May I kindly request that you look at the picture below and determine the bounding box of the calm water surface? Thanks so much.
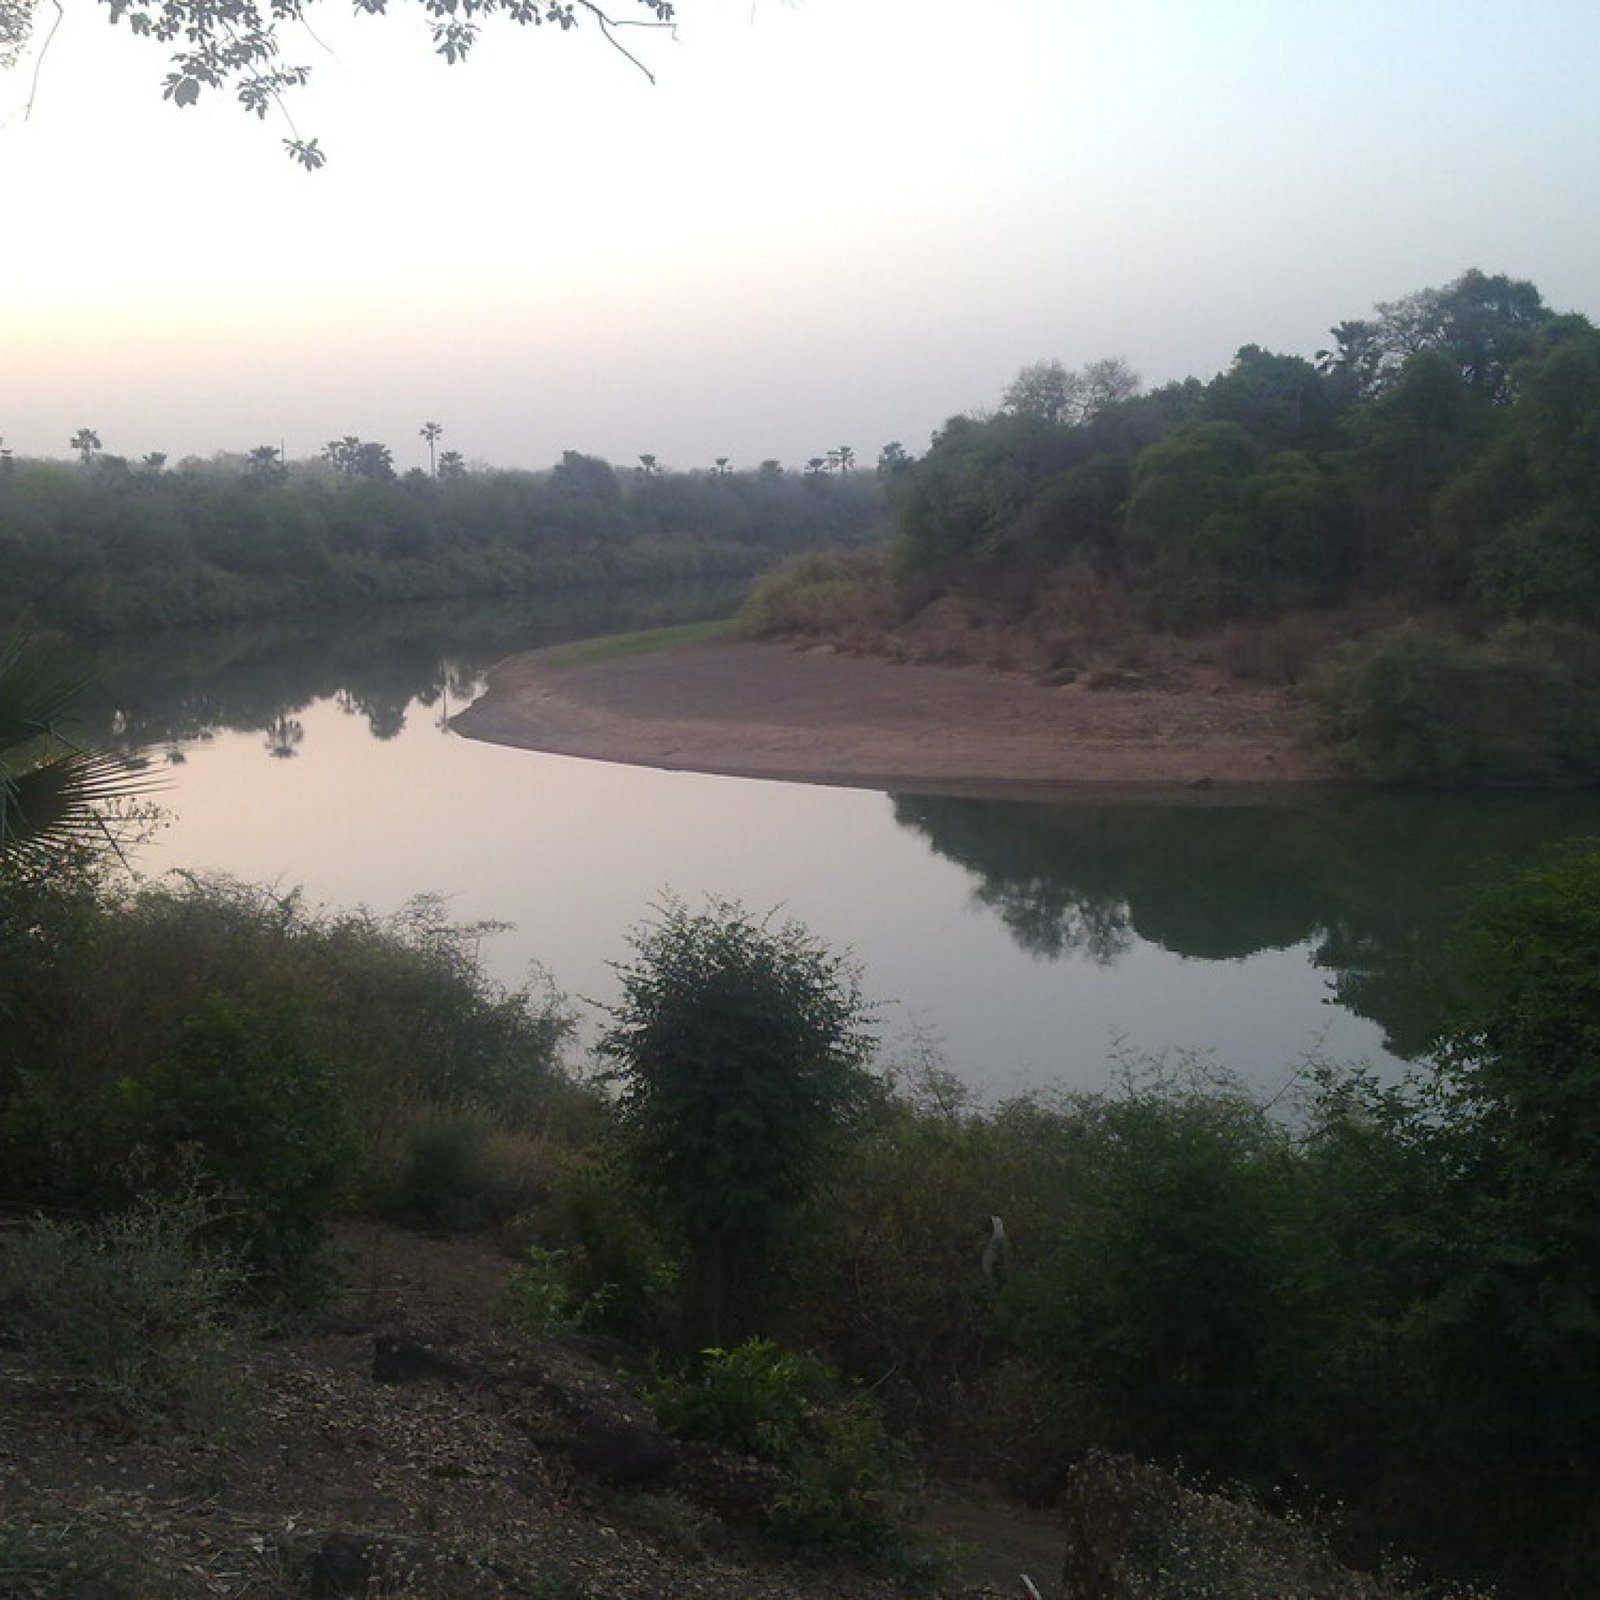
[84,594,1600,1100]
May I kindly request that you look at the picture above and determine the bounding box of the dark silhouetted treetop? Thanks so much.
[88,0,677,167]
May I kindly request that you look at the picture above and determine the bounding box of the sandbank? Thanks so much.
[449,637,1331,796]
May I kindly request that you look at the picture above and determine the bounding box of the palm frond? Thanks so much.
[0,633,163,869]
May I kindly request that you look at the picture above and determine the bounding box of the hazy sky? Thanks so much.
[4,0,1597,475]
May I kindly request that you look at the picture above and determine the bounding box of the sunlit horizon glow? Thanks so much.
[4,0,1598,475]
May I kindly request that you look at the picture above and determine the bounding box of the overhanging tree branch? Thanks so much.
[84,0,678,166]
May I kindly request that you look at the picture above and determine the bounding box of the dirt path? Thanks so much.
[450,637,1331,793]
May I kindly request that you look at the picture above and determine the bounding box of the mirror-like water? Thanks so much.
[83,593,1600,1099]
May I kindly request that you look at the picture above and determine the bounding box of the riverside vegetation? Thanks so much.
[743,269,1600,785]
[0,445,886,637]
[7,269,1600,1594]
[11,270,1600,783]
[4,758,1600,1593]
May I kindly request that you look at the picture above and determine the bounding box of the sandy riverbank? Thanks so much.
[449,636,1332,795]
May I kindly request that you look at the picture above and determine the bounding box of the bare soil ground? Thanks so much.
[451,637,1332,793]
[1,1223,1064,1599]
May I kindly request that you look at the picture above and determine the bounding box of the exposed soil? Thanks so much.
[1,1223,1065,1599]
[450,637,1332,794]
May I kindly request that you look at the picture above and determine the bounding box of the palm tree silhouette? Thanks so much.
[70,428,102,466]
[420,421,443,477]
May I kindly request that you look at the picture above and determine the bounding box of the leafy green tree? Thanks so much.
[1204,345,1341,452]
[1342,348,1503,569]
[1079,355,1141,418]
[437,449,466,483]
[1514,313,1600,513]
[70,428,102,466]
[1003,357,1140,427]
[1319,269,1551,403]
[893,410,1083,576]
[598,896,876,1347]
[549,449,621,503]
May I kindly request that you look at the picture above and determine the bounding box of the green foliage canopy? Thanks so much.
[598,895,876,1343]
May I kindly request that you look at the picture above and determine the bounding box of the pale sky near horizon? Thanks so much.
[3,0,1597,476]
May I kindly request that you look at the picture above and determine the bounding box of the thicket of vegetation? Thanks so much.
[0,446,886,636]
[745,270,1600,782]
[6,754,1600,1592]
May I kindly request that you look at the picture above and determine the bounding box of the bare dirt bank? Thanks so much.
[450,637,1333,794]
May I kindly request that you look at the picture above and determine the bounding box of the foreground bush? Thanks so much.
[598,895,876,1350]
[1305,618,1600,781]
[0,866,586,1296]
[651,1339,918,1562]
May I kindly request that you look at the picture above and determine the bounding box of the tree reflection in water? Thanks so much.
[892,790,1600,1059]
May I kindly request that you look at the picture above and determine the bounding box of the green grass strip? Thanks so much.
[538,619,735,672]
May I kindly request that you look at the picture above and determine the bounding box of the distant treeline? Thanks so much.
[0,446,887,635]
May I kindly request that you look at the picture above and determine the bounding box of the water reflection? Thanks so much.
[76,591,1600,1087]
[78,582,748,758]
[893,790,1600,1057]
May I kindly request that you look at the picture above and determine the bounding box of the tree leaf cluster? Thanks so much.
[894,270,1600,635]
[598,894,876,1346]
[94,0,676,165]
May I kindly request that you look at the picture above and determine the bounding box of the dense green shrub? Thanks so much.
[998,1086,1297,1474]
[384,1107,528,1231]
[0,867,587,1297]
[790,1081,1080,1437]
[126,993,352,1293]
[650,1339,918,1561]
[1305,619,1600,781]
[598,896,876,1349]
[495,1244,583,1335]
[527,1155,679,1341]
[651,1339,834,1460]
[1471,499,1600,621]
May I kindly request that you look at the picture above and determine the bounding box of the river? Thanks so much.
[80,590,1600,1102]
